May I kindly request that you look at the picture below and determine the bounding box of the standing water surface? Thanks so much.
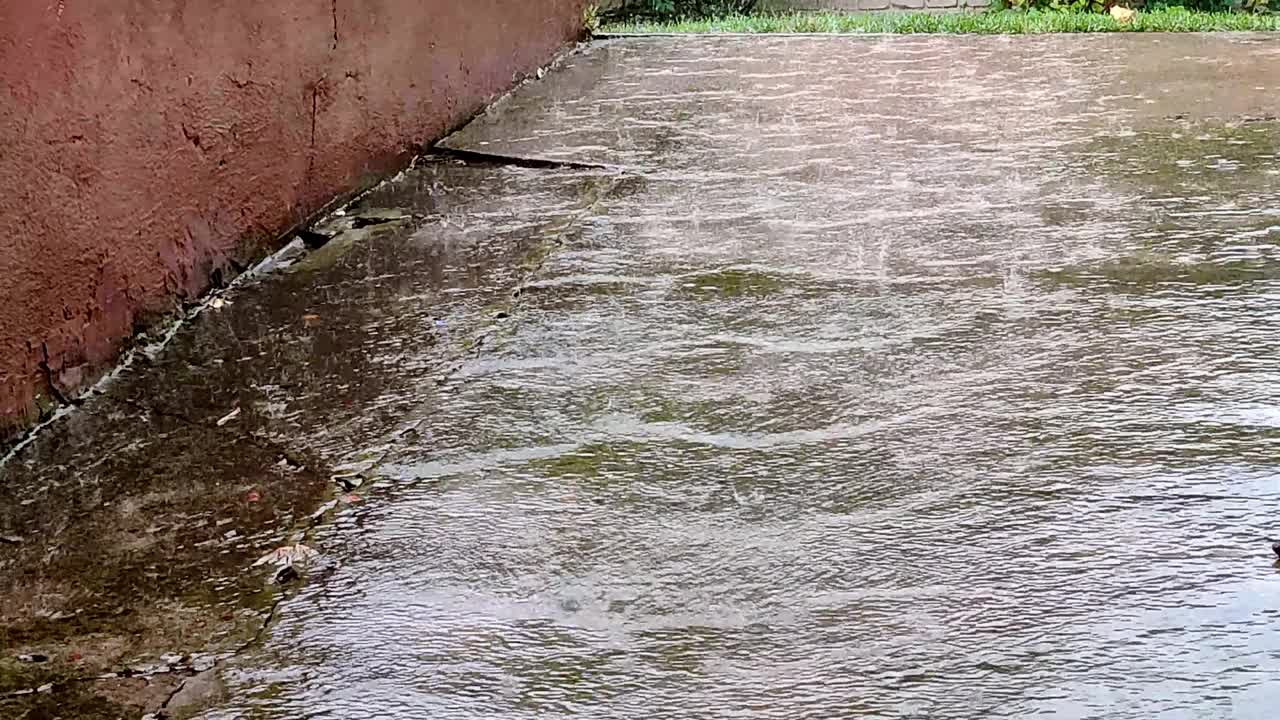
[207,35,1280,719]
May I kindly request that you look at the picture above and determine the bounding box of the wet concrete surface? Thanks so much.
[5,33,1280,718]
[1,159,614,716]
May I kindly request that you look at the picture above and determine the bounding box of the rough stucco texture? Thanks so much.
[0,0,583,440]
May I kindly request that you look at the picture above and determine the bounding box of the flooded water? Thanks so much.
[206,36,1280,718]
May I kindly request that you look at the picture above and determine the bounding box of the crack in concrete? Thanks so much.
[308,91,318,176]
[180,123,203,151]
[154,672,199,718]
[152,591,286,719]
[348,215,401,229]
[428,146,625,172]
[331,0,339,50]
[304,79,325,190]
[37,342,72,407]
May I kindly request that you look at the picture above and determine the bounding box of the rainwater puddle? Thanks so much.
[205,35,1280,719]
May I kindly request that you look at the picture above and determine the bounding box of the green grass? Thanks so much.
[600,8,1280,34]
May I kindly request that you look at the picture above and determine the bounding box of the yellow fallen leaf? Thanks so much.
[1110,6,1136,23]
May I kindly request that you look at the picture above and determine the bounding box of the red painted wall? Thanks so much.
[0,0,583,440]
